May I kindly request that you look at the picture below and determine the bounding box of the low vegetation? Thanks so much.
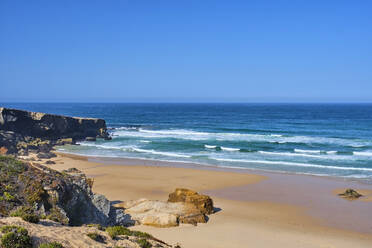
[136,238,152,248]
[10,206,40,223]
[38,242,64,248]
[106,225,152,240]
[106,226,132,239]
[0,225,32,248]
[86,232,105,243]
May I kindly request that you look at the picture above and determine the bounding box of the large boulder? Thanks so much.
[168,188,214,215]
[118,199,207,227]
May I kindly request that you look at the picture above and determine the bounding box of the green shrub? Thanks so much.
[4,184,13,191]
[106,226,153,240]
[22,213,40,223]
[9,206,40,223]
[24,180,46,204]
[0,225,32,248]
[131,230,152,239]
[38,241,64,248]
[0,192,15,201]
[106,226,131,239]
[2,192,15,201]
[10,206,32,217]
[0,155,26,175]
[136,238,152,248]
[0,225,20,233]
[86,232,105,243]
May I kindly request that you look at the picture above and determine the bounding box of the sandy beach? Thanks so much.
[40,152,372,248]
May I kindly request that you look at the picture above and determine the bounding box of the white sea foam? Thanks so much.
[294,149,321,154]
[350,144,367,148]
[259,150,323,159]
[326,151,338,154]
[115,126,140,131]
[258,150,352,160]
[220,146,240,152]
[269,134,283,137]
[77,142,123,150]
[113,128,370,147]
[139,140,151,143]
[212,158,372,171]
[132,148,191,158]
[204,145,217,149]
[353,151,372,157]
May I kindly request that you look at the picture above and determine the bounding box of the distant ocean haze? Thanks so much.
[3,103,372,181]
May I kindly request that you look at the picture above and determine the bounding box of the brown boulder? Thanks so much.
[168,188,214,215]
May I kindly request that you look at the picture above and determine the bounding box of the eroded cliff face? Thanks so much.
[0,108,109,140]
[0,107,110,155]
[0,156,130,227]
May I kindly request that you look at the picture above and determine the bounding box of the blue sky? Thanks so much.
[1,0,371,102]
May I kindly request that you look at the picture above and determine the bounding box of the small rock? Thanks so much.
[56,138,74,145]
[45,160,56,165]
[85,137,96,141]
[338,188,363,200]
[37,152,57,159]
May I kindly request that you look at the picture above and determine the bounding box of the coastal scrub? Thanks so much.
[0,225,32,248]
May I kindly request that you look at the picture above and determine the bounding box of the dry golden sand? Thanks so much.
[40,153,372,248]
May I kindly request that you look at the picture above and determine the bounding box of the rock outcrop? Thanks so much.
[0,107,110,155]
[168,188,214,215]
[0,156,130,227]
[116,189,215,227]
[338,188,363,200]
[0,107,109,140]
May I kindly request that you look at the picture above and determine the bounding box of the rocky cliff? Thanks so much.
[0,107,109,140]
[0,107,110,155]
[0,156,130,227]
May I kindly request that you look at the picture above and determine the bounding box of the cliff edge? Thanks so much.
[0,107,110,155]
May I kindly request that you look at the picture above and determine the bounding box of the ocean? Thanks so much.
[3,103,372,180]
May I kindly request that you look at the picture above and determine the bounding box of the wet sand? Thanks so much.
[41,152,372,247]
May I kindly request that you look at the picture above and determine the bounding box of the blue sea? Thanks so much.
[3,103,372,180]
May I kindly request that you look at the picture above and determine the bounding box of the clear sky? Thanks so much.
[1,0,371,102]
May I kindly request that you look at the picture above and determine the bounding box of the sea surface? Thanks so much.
[3,103,372,181]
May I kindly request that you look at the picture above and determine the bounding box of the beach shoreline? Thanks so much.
[56,149,372,186]
[36,152,372,247]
